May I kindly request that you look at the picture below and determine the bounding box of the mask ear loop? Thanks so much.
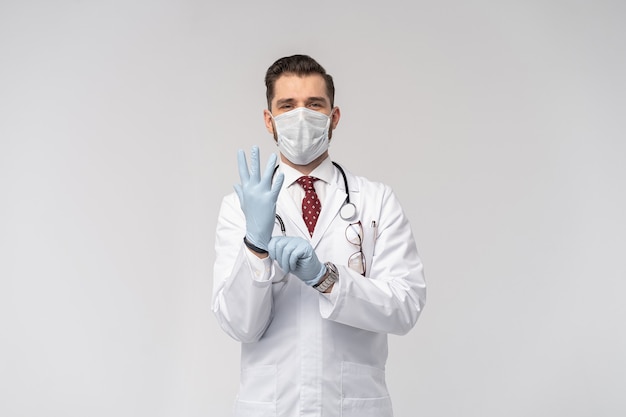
[328,107,339,142]
[268,112,279,144]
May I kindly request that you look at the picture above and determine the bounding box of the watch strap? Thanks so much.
[314,262,338,292]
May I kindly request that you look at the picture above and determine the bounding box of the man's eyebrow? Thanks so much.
[275,98,296,106]
[275,96,329,107]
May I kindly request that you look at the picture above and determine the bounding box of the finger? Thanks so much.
[249,145,260,182]
[268,237,281,260]
[269,237,289,273]
[279,239,299,273]
[271,172,285,199]
[261,153,278,188]
[288,249,301,272]
[286,239,305,272]
[300,241,314,261]
[237,149,250,184]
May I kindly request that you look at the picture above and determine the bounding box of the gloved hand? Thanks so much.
[234,146,284,251]
[268,236,326,286]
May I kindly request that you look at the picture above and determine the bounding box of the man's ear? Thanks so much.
[263,109,275,135]
[328,106,341,141]
[330,106,341,130]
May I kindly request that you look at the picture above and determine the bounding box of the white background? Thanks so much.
[1,1,625,416]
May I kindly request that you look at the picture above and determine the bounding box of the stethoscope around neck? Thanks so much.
[273,161,358,235]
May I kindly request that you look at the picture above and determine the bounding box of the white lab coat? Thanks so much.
[212,161,426,417]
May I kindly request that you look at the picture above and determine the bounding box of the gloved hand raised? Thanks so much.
[268,237,326,286]
[234,146,284,251]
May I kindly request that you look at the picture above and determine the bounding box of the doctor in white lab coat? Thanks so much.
[212,55,426,417]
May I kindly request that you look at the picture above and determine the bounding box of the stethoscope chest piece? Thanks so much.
[340,202,357,221]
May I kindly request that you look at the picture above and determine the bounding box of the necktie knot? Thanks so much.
[296,176,318,190]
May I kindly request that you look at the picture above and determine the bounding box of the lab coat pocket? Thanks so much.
[341,361,392,417]
[234,365,277,417]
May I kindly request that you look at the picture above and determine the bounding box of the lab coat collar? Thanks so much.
[275,157,352,247]
[278,156,336,188]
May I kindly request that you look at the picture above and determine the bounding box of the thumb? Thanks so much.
[271,172,285,199]
[234,184,244,206]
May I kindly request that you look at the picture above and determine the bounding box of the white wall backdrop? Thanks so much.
[1,1,624,416]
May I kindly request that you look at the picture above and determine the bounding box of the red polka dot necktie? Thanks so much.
[296,176,321,236]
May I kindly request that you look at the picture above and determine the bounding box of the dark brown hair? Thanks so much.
[265,54,335,110]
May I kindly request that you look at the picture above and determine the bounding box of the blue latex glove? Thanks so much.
[268,236,326,286]
[234,146,284,251]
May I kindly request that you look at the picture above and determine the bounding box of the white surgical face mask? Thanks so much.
[272,107,332,165]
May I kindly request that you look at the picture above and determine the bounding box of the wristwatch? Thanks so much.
[313,262,338,293]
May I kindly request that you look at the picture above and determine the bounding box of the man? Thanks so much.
[212,54,426,417]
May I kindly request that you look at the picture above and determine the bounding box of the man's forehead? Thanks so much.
[273,73,329,101]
